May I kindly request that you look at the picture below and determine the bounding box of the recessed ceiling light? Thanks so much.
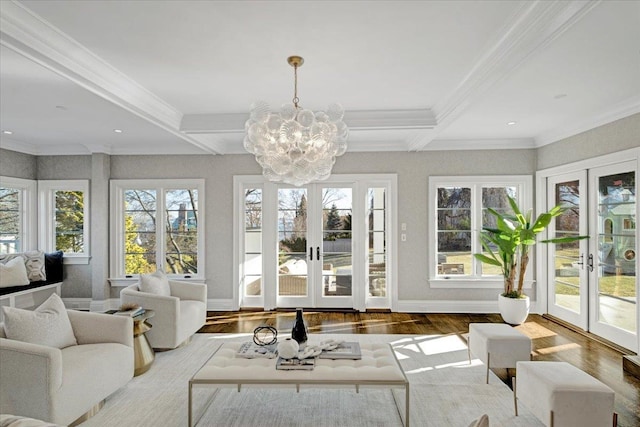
[507,121,516,126]
[113,129,123,133]
[2,130,13,135]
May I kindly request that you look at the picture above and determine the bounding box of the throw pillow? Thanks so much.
[2,293,77,349]
[23,250,47,282]
[139,269,171,296]
[0,414,60,427]
[0,257,30,288]
[467,414,489,427]
[0,250,47,282]
[44,250,64,283]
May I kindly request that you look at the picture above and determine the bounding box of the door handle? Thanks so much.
[317,246,320,261]
[309,247,313,261]
[588,254,594,272]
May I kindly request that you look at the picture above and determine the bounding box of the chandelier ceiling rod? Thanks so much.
[288,55,303,109]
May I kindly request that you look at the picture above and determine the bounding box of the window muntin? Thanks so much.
[111,180,204,279]
[430,176,531,282]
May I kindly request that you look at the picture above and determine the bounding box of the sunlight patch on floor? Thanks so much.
[517,322,558,339]
[533,342,581,355]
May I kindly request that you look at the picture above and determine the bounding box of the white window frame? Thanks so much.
[38,180,90,264]
[0,176,37,253]
[109,179,205,286]
[428,175,532,288]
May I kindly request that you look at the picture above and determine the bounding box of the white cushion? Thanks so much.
[469,323,531,368]
[139,269,170,296]
[0,256,30,288]
[2,293,77,349]
[0,414,60,427]
[0,250,46,282]
[516,361,615,427]
[467,414,489,427]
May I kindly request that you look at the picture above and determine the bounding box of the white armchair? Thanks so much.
[120,280,207,349]
[0,311,133,426]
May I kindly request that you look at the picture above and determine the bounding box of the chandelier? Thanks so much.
[244,56,348,186]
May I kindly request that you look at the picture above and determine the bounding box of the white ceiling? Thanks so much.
[0,0,638,156]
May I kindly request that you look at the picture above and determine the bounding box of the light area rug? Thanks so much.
[83,333,543,427]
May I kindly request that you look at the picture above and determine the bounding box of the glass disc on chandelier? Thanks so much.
[244,56,348,187]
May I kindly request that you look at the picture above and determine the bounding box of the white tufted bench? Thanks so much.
[515,361,617,427]
[188,341,410,426]
[468,323,532,383]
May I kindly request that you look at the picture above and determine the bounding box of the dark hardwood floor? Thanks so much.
[199,311,640,426]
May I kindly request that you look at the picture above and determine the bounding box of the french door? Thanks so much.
[547,171,589,329]
[236,174,396,311]
[276,184,355,309]
[547,161,637,350]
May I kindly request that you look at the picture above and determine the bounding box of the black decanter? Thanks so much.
[291,308,308,349]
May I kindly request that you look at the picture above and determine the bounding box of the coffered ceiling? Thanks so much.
[1,0,638,156]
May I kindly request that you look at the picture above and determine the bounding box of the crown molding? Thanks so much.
[424,138,535,151]
[0,138,40,155]
[413,0,601,151]
[534,96,640,147]
[180,109,437,134]
[0,0,222,155]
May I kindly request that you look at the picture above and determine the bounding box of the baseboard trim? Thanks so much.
[66,297,542,314]
[62,298,92,310]
[66,298,235,312]
[207,299,235,311]
[396,300,538,314]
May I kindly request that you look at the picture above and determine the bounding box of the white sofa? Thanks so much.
[120,280,207,349]
[0,311,133,426]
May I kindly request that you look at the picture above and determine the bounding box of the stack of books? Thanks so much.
[276,357,316,370]
[114,306,145,317]
[236,342,278,359]
[318,342,362,360]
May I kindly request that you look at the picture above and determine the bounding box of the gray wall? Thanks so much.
[334,150,537,302]
[537,113,640,170]
[110,150,536,303]
[0,148,36,179]
[1,113,637,309]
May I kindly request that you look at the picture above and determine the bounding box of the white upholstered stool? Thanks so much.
[468,323,531,383]
[515,361,617,427]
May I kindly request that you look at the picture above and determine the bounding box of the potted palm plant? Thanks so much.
[474,196,588,324]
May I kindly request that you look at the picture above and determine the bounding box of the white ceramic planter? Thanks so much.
[498,294,530,325]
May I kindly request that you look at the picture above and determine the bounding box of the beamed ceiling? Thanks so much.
[0,0,638,156]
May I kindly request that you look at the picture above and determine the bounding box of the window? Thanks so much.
[429,175,532,286]
[110,179,205,280]
[38,180,89,263]
[0,177,37,254]
[243,187,263,298]
[367,187,387,297]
